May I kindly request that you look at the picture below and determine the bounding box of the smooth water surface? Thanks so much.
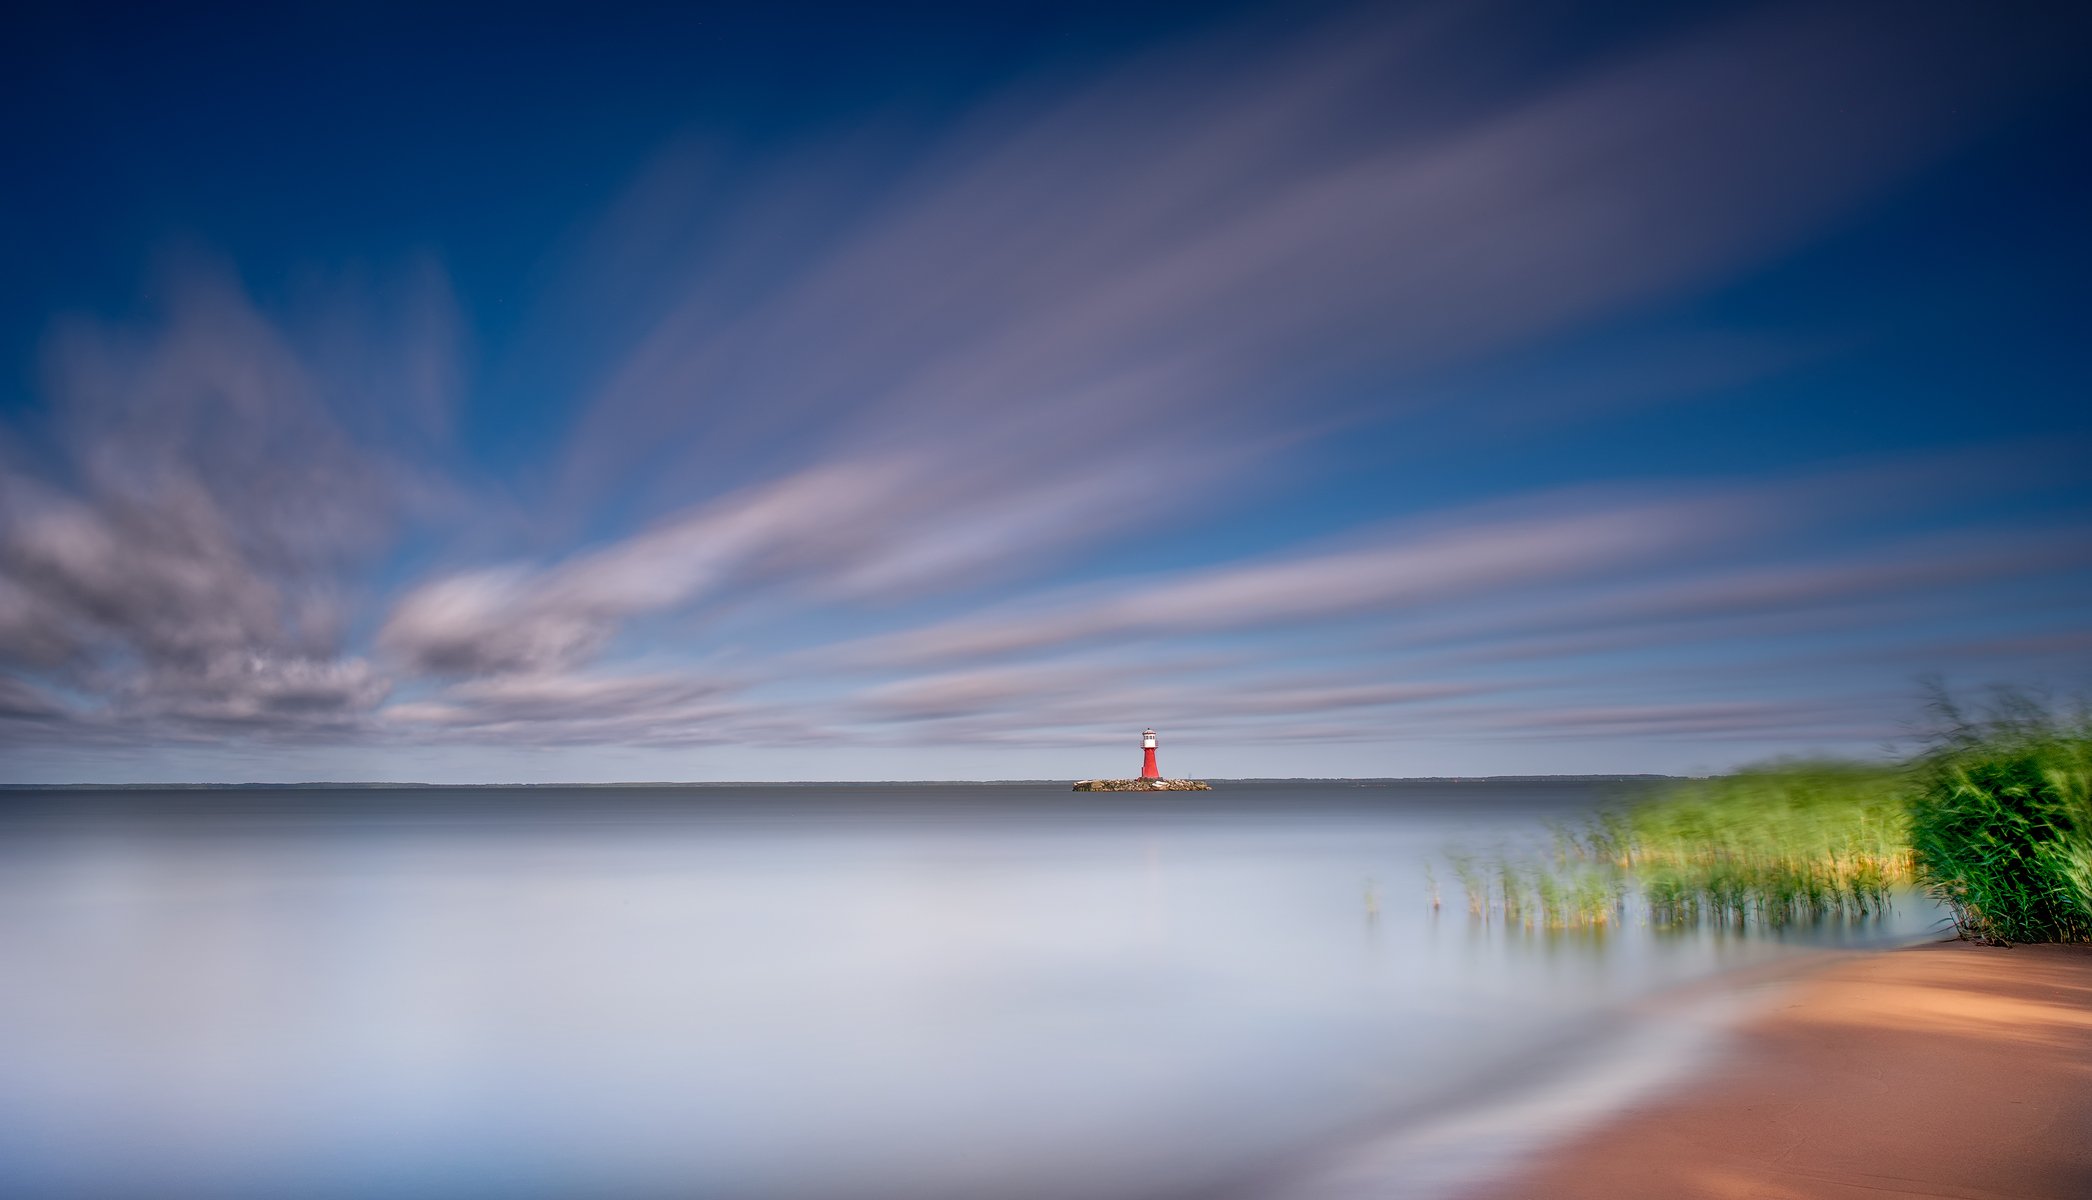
[0,781,1943,1199]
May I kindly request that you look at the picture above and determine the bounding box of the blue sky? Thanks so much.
[2,0,2088,782]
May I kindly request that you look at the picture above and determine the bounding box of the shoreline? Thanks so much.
[1467,939,2092,1200]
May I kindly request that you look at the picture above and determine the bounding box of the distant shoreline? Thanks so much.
[0,775,1684,790]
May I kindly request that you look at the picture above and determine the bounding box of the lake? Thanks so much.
[0,781,1944,1199]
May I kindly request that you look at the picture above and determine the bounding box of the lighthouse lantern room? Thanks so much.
[1140,728,1160,780]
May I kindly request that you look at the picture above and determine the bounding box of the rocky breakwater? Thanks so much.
[1071,778,1212,791]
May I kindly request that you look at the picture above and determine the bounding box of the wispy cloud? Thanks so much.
[548,1,2019,510]
[0,265,456,743]
[0,1,2082,776]
[822,484,1781,669]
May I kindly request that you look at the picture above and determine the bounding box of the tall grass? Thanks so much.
[1590,764,1911,927]
[1442,764,1911,931]
[1434,691,2092,941]
[1908,698,2092,943]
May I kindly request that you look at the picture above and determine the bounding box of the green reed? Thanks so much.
[1433,691,2092,939]
[1599,763,1911,927]
[1908,696,2092,944]
[1442,764,1907,931]
[1441,849,1622,930]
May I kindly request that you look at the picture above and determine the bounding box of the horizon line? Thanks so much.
[0,774,1689,789]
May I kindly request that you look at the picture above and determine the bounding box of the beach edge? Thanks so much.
[1466,938,2092,1200]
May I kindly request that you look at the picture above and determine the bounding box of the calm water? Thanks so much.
[0,781,1943,1200]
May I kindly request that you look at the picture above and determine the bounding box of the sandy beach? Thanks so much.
[1474,939,2092,1200]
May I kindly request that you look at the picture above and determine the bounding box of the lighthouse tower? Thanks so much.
[1071,727,1205,790]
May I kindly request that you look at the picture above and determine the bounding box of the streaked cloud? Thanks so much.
[0,268,425,742]
[1,0,2085,778]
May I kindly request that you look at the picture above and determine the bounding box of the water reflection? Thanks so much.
[0,782,1940,1199]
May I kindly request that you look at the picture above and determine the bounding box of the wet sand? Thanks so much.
[1474,939,2092,1200]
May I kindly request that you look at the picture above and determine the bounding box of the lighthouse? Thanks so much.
[1070,727,1207,790]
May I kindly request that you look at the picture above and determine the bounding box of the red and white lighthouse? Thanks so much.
[1140,727,1160,780]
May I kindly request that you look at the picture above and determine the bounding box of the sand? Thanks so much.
[1474,940,2092,1200]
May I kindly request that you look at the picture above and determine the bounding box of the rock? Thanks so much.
[1070,778,1212,791]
